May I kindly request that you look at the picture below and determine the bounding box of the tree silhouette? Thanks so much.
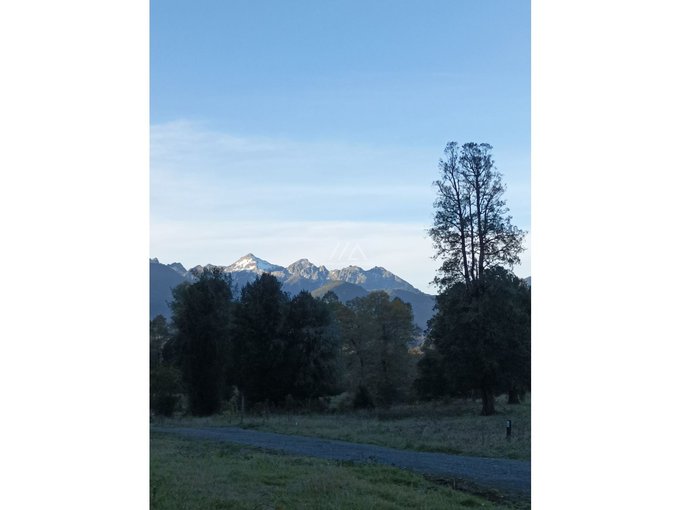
[422,142,529,415]
[170,267,233,416]
[430,142,525,288]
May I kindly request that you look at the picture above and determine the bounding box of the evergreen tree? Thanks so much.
[170,267,233,416]
[232,276,342,407]
[423,267,530,415]
[284,291,340,400]
[232,273,289,405]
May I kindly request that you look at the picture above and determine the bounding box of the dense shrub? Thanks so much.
[150,365,183,416]
[353,385,375,409]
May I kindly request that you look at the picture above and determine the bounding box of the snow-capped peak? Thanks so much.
[226,253,285,274]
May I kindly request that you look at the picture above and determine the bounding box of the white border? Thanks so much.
[0,1,148,508]
[2,1,680,508]
[533,0,680,507]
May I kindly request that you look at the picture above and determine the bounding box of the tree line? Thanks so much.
[150,141,530,417]
[150,270,416,416]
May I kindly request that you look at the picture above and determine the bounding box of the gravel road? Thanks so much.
[152,425,530,499]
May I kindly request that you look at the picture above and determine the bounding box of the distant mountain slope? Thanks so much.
[310,280,370,302]
[150,259,190,319]
[282,274,327,294]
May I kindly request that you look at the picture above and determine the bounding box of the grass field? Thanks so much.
[155,395,530,461]
[151,432,516,509]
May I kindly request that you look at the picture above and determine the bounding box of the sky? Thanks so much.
[150,0,530,293]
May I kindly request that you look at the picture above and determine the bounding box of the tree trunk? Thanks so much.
[481,387,495,415]
[468,200,476,281]
[507,388,521,404]
[475,176,484,281]
[454,186,470,286]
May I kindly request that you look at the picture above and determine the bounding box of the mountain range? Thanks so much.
[150,254,436,331]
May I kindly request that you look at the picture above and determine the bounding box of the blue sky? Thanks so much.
[151,0,530,292]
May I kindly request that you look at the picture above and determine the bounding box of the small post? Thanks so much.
[506,419,512,440]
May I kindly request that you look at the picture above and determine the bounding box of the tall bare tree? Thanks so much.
[430,142,525,289]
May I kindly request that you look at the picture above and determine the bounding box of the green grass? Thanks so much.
[155,395,530,461]
[151,432,515,509]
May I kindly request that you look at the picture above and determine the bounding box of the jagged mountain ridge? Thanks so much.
[187,254,421,294]
[151,254,436,330]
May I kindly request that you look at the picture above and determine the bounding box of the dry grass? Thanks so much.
[155,395,530,461]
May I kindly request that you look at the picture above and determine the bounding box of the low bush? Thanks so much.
[150,366,183,417]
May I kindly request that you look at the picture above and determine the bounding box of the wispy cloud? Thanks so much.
[151,121,530,220]
[150,121,531,290]
[152,219,440,292]
[152,121,437,183]
[151,120,440,223]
